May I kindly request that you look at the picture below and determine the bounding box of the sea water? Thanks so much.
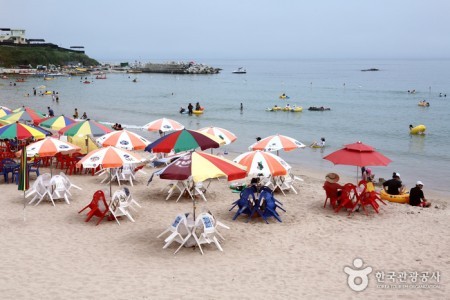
[1,59,449,195]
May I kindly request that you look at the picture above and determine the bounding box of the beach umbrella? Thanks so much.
[233,150,291,177]
[323,141,392,181]
[145,129,225,154]
[27,137,81,157]
[0,122,47,140]
[26,137,81,176]
[1,108,45,124]
[96,130,151,150]
[76,146,144,197]
[198,126,237,145]
[0,107,12,118]
[154,151,247,219]
[157,151,247,183]
[142,118,184,133]
[39,115,77,130]
[249,134,305,154]
[59,119,112,137]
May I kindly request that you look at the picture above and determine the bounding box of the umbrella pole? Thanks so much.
[23,191,26,222]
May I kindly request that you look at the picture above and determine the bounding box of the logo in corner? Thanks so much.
[344,258,372,292]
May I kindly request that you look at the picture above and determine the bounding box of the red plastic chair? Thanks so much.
[78,190,110,225]
[323,185,339,209]
[335,183,359,213]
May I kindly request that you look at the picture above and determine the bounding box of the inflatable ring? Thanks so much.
[410,124,426,135]
[380,190,409,204]
[193,110,203,115]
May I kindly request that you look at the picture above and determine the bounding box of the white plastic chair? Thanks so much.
[25,173,50,199]
[157,214,192,254]
[59,172,82,192]
[193,182,207,202]
[50,175,71,204]
[117,164,135,186]
[29,180,54,206]
[192,213,223,255]
[122,187,141,211]
[108,190,135,224]
[279,175,298,195]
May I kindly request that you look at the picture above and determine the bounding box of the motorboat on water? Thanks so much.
[232,67,246,74]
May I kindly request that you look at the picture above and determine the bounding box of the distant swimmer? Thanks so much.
[310,137,325,148]
[179,107,186,114]
[132,78,137,83]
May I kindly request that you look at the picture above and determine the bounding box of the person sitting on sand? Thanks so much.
[81,112,88,119]
[383,172,404,195]
[323,173,343,207]
[249,177,261,194]
[409,181,431,207]
[73,108,79,119]
[362,167,375,182]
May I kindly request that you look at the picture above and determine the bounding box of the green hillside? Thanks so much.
[0,45,99,67]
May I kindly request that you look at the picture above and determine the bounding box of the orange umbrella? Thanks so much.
[233,150,291,177]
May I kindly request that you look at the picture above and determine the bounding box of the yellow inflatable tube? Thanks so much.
[380,190,409,204]
[410,124,426,135]
[193,110,203,115]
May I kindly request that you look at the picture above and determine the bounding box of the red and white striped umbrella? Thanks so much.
[96,130,151,150]
[233,150,291,177]
[249,134,305,152]
[26,137,81,157]
[142,118,184,133]
[198,126,237,145]
[76,146,143,169]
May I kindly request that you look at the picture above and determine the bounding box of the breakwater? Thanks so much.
[138,62,220,74]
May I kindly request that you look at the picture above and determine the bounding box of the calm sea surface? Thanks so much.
[1,59,450,195]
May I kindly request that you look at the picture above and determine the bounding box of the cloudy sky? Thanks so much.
[2,0,450,60]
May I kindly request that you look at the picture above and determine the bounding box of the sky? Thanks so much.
[2,0,450,61]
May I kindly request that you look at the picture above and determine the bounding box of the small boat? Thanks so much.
[308,106,331,111]
[44,77,54,81]
[16,78,26,82]
[232,67,246,74]
[96,73,107,79]
[83,81,91,84]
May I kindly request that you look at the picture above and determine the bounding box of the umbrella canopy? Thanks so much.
[142,118,184,133]
[249,134,305,152]
[76,146,143,169]
[39,115,77,130]
[198,126,237,145]
[0,122,47,140]
[0,107,12,118]
[1,108,45,124]
[233,150,291,177]
[26,137,81,157]
[145,129,225,154]
[323,141,392,167]
[59,120,112,137]
[157,151,247,183]
[96,130,151,150]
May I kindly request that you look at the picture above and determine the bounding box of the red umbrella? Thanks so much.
[323,141,392,180]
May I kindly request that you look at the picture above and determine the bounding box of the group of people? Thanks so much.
[112,123,123,130]
[73,108,88,120]
[418,100,430,106]
[323,170,430,209]
[382,172,430,207]
[180,102,202,115]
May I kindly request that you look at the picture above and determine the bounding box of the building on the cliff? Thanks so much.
[0,28,27,44]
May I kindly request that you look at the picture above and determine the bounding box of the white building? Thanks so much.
[0,28,26,44]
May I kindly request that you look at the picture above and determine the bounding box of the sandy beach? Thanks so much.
[0,160,448,300]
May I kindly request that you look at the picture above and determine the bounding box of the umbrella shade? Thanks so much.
[0,122,47,140]
[249,134,305,152]
[158,151,247,183]
[233,150,291,177]
[26,137,81,157]
[198,126,237,145]
[76,146,143,169]
[59,120,112,137]
[39,115,77,130]
[142,118,184,133]
[1,109,45,124]
[145,129,225,154]
[96,130,151,150]
[323,141,392,167]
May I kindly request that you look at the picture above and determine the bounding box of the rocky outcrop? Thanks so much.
[140,61,220,74]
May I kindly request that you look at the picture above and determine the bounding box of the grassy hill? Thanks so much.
[0,45,99,67]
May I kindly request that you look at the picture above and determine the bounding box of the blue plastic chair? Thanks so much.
[28,160,41,179]
[229,187,255,220]
[260,190,287,223]
[1,158,17,183]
